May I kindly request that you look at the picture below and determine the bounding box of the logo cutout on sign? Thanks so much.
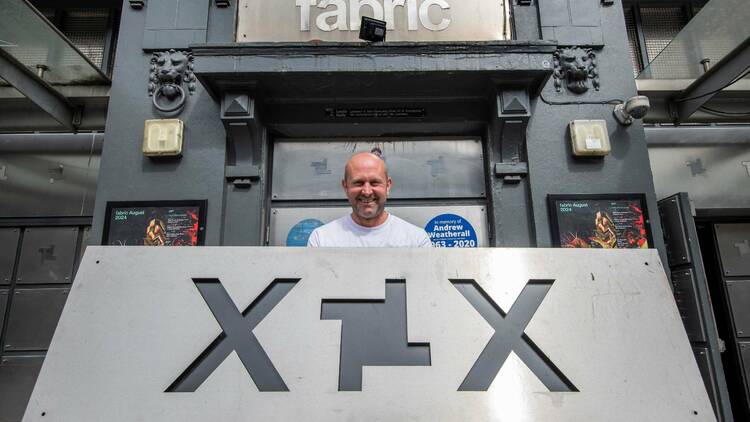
[166,278,575,394]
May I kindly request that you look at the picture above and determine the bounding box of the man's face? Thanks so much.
[342,153,392,225]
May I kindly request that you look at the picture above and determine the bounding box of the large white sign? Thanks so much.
[25,248,714,421]
[237,0,510,42]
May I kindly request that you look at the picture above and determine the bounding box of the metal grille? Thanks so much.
[60,9,110,68]
[624,7,643,77]
[640,6,691,78]
[641,7,686,61]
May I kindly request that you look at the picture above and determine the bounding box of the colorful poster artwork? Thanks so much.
[425,213,478,248]
[107,206,201,246]
[287,219,324,247]
[553,199,649,249]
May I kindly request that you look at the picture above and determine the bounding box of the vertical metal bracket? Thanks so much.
[221,93,262,187]
[493,89,531,182]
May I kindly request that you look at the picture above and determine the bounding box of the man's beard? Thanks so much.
[353,196,384,220]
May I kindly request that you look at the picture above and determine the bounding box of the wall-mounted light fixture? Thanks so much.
[359,16,387,43]
[143,119,184,157]
[613,95,650,125]
[569,120,611,156]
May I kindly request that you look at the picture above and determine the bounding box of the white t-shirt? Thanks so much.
[307,213,432,248]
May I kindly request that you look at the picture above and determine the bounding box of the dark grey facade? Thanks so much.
[1,0,749,421]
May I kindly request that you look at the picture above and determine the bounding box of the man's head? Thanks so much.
[342,152,392,227]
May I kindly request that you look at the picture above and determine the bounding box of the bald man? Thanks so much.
[307,152,432,247]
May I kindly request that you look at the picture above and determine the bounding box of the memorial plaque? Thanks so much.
[25,248,713,421]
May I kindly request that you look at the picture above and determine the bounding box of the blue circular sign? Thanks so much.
[286,219,324,247]
[424,213,478,248]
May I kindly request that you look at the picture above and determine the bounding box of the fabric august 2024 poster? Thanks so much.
[553,198,649,249]
[106,206,201,246]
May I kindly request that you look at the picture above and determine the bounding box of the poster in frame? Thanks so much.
[548,194,653,249]
[103,200,207,246]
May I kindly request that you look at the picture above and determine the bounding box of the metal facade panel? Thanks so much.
[143,0,209,49]
[742,342,750,393]
[16,227,78,285]
[659,196,691,267]
[692,347,718,414]
[0,289,8,332]
[25,248,715,421]
[0,356,44,422]
[715,223,750,277]
[0,228,19,284]
[726,280,750,337]
[271,140,485,200]
[538,0,603,45]
[648,146,750,210]
[5,288,69,351]
[269,205,488,247]
[672,269,707,343]
[0,153,100,218]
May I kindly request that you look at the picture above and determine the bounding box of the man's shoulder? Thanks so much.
[314,215,350,233]
[389,214,424,232]
[307,215,351,247]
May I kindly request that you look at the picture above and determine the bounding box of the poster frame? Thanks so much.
[102,200,207,246]
[547,193,653,249]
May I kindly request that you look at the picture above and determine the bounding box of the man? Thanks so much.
[307,151,432,247]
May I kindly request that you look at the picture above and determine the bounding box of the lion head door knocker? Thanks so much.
[553,47,600,94]
[148,49,196,113]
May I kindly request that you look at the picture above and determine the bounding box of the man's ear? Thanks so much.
[386,177,393,194]
[341,178,347,191]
